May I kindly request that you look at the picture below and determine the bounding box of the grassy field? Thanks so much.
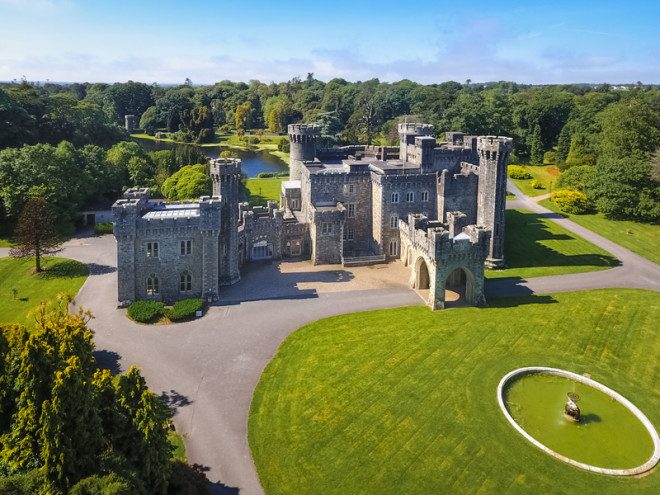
[539,199,660,265]
[0,257,88,327]
[249,289,660,495]
[486,209,618,279]
[510,164,561,197]
[0,238,13,247]
[243,178,285,206]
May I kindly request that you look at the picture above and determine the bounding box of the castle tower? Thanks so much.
[210,158,241,285]
[288,124,319,181]
[398,123,434,163]
[476,136,513,268]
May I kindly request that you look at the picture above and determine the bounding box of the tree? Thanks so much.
[10,197,62,272]
[557,124,571,162]
[598,97,660,160]
[139,106,160,135]
[234,101,253,131]
[161,165,211,201]
[530,124,543,165]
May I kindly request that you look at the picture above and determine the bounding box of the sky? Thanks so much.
[0,0,658,85]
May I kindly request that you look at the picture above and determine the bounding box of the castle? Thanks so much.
[113,124,512,309]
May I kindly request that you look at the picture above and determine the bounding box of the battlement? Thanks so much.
[477,136,513,154]
[210,157,242,177]
[288,124,320,142]
[398,123,434,136]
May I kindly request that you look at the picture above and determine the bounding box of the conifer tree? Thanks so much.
[530,123,544,165]
[557,124,571,162]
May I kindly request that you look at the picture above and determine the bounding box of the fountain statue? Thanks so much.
[564,392,581,422]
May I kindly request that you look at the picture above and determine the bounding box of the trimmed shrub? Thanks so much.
[551,189,590,214]
[543,151,556,165]
[507,165,532,180]
[95,222,113,235]
[127,300,165,323]
[167,298,203,322]
[70,473,133,495]
[530,179,544,190]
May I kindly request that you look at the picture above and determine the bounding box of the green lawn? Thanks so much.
[486,210,618,279]
[249,289,660,495]
[510,164,561,197]
[0,257,88,327]
[0,238,14,247]
[244,178,285,206]
[539,199,660,265]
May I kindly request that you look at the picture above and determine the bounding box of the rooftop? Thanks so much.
[142,203,200,219]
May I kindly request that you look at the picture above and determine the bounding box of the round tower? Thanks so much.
[288,124,319,181]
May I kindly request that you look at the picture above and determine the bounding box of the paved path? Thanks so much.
[488,181,660,298]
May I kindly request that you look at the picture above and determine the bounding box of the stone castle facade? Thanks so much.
[113,124,512,309]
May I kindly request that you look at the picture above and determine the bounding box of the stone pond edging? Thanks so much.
[496,366,660,476]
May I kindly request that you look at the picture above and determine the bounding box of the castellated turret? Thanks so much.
[288,124,319,181]
[398,123,434,163]
[475,136,513,268]
[210,158,241,285]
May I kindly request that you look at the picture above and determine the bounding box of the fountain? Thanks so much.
[497,367,660,475]
[564,392,581,422]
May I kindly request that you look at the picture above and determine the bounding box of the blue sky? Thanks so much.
[0,0,658,84]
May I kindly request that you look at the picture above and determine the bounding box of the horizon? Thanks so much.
[0,0,658,85]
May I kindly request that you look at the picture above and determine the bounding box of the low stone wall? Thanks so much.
[497,366,660,476]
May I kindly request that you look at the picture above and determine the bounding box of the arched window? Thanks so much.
[390,214,399,229]
[146,274,159,295]
[180,271,192,292]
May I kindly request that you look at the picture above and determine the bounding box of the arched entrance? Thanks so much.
[415,257,430,290]
[444,267,472,307]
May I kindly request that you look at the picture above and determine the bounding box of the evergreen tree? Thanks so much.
[9,196,62,273]
[530,123,544,165]
[557,124,571,162]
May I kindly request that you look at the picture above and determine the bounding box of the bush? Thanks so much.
[127,300,165,323]
[543,151,556,165]
[0,470,44,495]
[167,461,210,495]
[530,179,544,190]
[249,136,260,144]
[277,137,290,153]
[551,189,590,214]
[166,298,203,322]
[508,165,532,180]
[95,222,113,235]
[70,474,133,495]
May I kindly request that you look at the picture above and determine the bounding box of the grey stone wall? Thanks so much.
[437,167,478,223]
[288,124,319,181]
[311,206,345,265]
[211,158,241,285]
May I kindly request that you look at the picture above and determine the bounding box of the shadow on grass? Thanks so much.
[504,210,619,271]
[486,294,558,308]
[39,259,89,279]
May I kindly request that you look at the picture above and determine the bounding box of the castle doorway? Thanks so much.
[415,257,430,290]
[444,267,472,307]
[252,240,273,260]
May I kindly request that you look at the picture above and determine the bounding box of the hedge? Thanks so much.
[166,298,204,322]
[530,179,544,190]
[507,165,532,180]
[551,189,590,214]
[127,300,165,323]
[94,222,113,235]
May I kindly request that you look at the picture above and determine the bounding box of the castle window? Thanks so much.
[146,242,159,258]
[390,214,399,229]
[391,192,399,203]
[344,183,356,194]
[406,192,414,202]
[179,271,192,292]
[347,203,355,218]
[421,191,429,202]
[180,240,192,255]
[343,228,355,241]
[321,222,333,235]
[290,198,300,209]
[146,274,159,295]
[389,239,399,256]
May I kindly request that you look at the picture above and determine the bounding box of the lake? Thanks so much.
[134,138,289,178]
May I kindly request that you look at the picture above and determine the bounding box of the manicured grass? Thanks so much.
[0,238,13,247]
[510,164,560,197]
[0,257,88,327]
[486,209,618,279]
[539,199,660,265]
[244,178,285,206]
[169,431,187,463]
[249,289,660,495]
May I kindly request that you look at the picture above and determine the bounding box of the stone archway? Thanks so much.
[439,266,483,309]
[415,257,430,290]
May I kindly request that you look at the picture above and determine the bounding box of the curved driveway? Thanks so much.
[2,186,658,494]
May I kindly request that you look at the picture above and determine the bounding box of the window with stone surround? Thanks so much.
[347,203,355,218]
[391,192,399,203]
[389,239,399,256]
[179,271,192,292]
[146,242,159,258]
[390,214,399,229]
[421,191,429,202]
[343,228,355,241]
[180,240,192,255]
[321,222,333,235]
[406,191,414,202]
[146,274,159,295]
